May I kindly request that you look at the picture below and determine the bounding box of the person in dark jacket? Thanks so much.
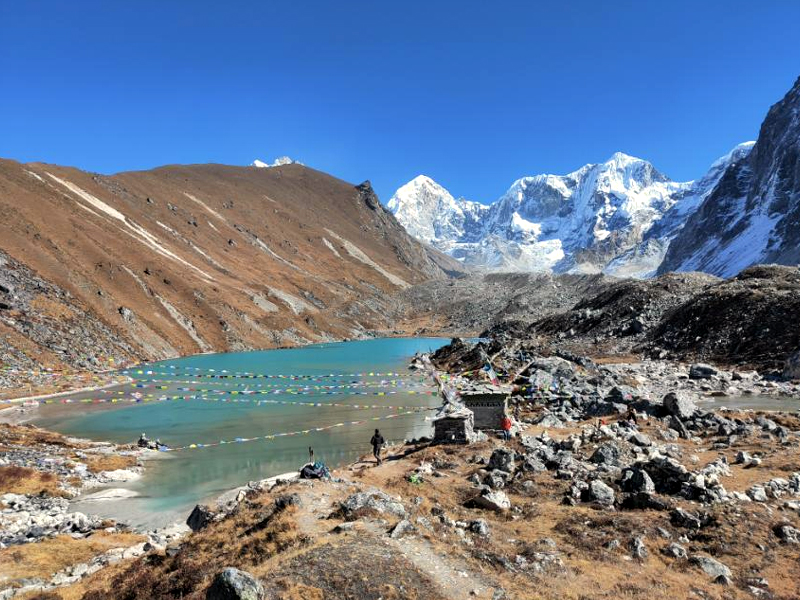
[370,429,385,465]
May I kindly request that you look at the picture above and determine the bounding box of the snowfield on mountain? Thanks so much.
[389,148,752,276]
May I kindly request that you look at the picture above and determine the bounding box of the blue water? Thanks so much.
[32,338,447,528]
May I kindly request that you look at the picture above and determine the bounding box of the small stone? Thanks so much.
[389,519,416,539]
[629,536,648,560]
[469,519,490,536]
[661,543,686,558]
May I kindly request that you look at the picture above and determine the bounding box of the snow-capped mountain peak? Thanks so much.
[387,175,486,245]
[388,146,754,276]
[252,156,301,168]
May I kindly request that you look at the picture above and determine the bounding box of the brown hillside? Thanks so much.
[0,160,460,374]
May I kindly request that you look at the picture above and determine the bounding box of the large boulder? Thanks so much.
[689,364,718,379]
[583,480,615,506]
[689,555,732,580]
[590,443,621,466]
[488,448,516,473]
[662,392,697,420]
[206,568,264,600]
[620,468,655,494]
[470,489,511,512]
[340,491,406,521]
[773,523,800,544]
[187,505,219,532]
[606,386,639,403]
[640,457,691,494]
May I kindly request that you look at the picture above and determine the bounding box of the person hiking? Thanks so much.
[501,414,513,441]
[370,429,385,465]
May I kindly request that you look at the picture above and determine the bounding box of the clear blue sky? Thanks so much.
[2,1,799,203]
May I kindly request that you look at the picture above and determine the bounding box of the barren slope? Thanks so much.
[0,160,460,375]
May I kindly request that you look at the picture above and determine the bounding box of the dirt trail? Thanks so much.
[290,477,499,600]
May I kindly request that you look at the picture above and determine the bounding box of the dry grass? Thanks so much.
[0,424,75,449]
[0,466,63,496]
[590,354,641,365]
[29,296,75,321]
[74,498,308,600]
[0,532,144,582]
[82,454,137,474]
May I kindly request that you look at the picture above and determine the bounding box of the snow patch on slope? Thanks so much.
[47,173,215,282]
[183,192,226,222]
[155,295,212,352]
[322,237,342,259]
[266,286,317,315]
[324,229,410,288]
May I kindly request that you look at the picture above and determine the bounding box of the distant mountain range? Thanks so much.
[389,76,800,278]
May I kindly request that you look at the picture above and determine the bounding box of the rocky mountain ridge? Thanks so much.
[659,76,800,276]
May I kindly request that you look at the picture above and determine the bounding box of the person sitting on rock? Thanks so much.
[501,414,513,441]
[137,432,149,448]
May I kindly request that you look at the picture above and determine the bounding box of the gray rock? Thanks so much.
[607,386,639,403]
[689,555,732,580]
[389,519,416,539]
[620,468,655,494]
[640,456,691,494]
[187,504,218,532]
[589,443,621,466]
[585,480,615,506]
[469,519,490,536]
[629,432,652,447]
[536,414,564,428]
[783,349,800,380]
[748,485,768,502]
[483,470,508,490]
[663,392,697,419]
[488,448,516,473]
[773,523,800,544]
[332,522,355,534]
[689,364,718,380]
[206,568,264,600]
[340,491,406,520]
[471,489,511,512]
[629,536,648,559]
[603,538,620,550]
[662,542,686,558]
[670,508,707,529]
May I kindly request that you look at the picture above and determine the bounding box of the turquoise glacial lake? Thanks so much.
[32,338,448,528]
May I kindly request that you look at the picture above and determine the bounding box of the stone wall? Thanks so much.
[462,392,508,430]
[433,413,475,444]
